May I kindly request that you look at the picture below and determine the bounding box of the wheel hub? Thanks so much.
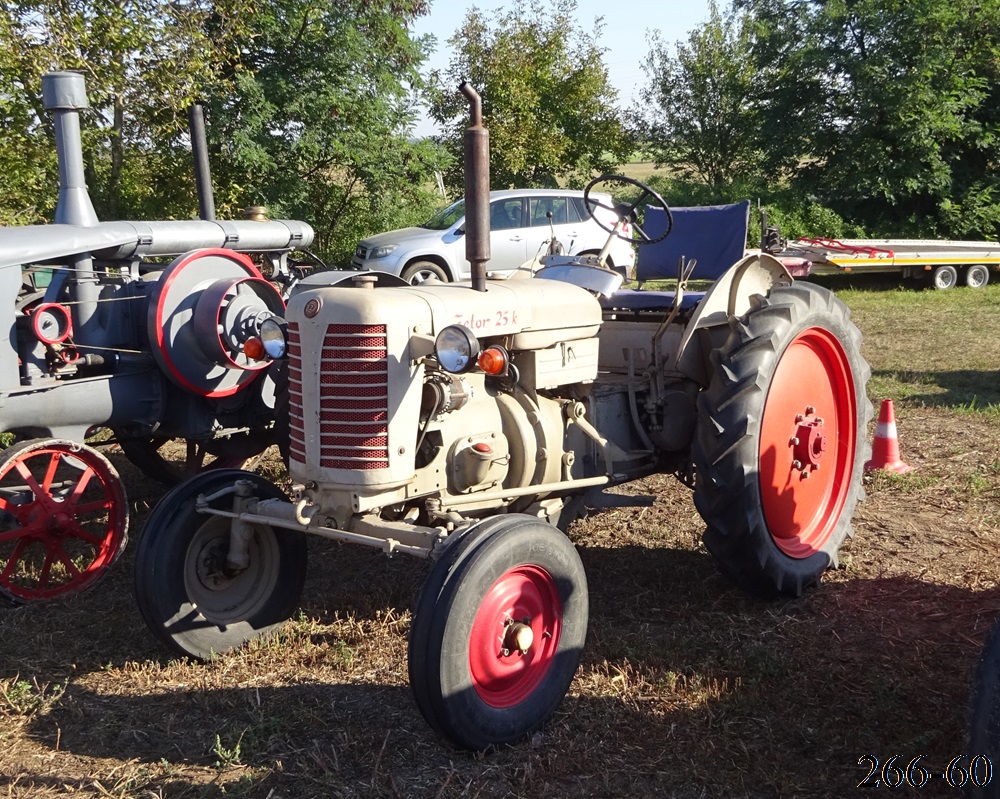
[502,618,534,656]
[195,539,237,590]
[790,406,827,478]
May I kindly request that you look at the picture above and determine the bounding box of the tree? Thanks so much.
[636,1,767,190]
[427,0,627,191]
[0,0,449,262]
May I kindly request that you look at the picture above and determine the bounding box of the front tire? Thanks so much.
[408,516,588,750]
[692,282,872,598]
[133,469,307,659]
[401,260,449,285]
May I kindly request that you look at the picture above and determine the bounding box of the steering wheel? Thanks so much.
[583,175,672,245]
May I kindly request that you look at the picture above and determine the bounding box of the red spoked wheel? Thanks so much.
[0,439,127,603]
[408,516,587,750]
[693,282,872,598]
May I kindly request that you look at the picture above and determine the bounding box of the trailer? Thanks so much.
[782,237,1000,289]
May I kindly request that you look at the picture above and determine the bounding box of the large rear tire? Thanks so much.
[968,619,1000,798]
[692,282,872,598]
[408,516,587,750]
[133,469,306,659]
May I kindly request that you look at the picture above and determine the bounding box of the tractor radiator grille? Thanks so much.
[286,324,307,463]
[318,323,389,469]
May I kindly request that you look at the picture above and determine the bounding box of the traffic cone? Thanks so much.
[864,399,914,474]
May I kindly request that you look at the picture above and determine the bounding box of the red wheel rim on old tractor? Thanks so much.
[468,565,563,708]
[758,327,857,559]
[0,441,127,602]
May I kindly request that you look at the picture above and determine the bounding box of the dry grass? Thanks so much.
[2,275,1000,798]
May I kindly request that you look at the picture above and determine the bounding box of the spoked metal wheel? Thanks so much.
[408,516,588,750]
[133,469,306,659]
[118,434,262,485]
[0,439,127,603]
[693,282,872,597]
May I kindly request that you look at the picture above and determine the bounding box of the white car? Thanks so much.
[351,189,636,284]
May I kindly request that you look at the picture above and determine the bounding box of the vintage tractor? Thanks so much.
[133,84,872,749]
[0,72,312,602]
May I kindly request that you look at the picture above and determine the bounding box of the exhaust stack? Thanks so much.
[188,103,216,221]
[460,82,490,292]
[42,72,99,227]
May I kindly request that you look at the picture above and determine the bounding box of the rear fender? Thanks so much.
[673,253,792,386]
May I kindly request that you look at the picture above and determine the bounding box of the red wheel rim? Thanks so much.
[468,565,562,708]
[758,327,857,559]
[0,444,126,601]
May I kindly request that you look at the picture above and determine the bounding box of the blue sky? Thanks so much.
[409,0,713,136]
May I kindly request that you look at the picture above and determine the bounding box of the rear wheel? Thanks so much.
[133,469,306,659]
[692,282,871,597]
[966,264,991,289]
[401,260,449,285]
[408,516,587,750]
[968,619,1000,798]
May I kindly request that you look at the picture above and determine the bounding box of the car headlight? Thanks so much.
[370,245,398,259]
[435,325,480,373]
[259,316,288,359]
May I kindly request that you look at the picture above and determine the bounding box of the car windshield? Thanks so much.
[421,199,465,231]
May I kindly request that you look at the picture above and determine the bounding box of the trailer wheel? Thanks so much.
[408,516,587,750]
[133,469,306,660]
[692,282,872,598]
[966,264,991,289]
[0,439,127,603]
[930,264,958,289]
[967,618,1000,798]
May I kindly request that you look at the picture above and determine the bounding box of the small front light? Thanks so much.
[371,245,398,259]
[260,316,288,359]
[477,345,509,376]
[243,336,267,361]
[435,325,480,373]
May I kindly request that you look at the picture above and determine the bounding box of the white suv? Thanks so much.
[351,189,636,284]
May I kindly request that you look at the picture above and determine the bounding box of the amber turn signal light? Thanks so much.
[243,336,267,362]
[477,346,508,376]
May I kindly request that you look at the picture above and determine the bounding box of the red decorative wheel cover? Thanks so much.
[0,443,126,601]
[758,327,857,559]
[469,565,562,708]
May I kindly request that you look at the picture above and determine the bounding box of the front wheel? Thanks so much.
[133,469,307,659]
[401,260,449,285]
[408,516,588,750]
[692,282,872,597]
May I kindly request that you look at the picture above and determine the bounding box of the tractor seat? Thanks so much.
[598,288,705,313]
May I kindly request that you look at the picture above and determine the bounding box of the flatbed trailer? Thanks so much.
[782,237,1000,289]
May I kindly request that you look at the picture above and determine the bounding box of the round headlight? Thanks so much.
[259,316,288,359]
[434,325,480,373]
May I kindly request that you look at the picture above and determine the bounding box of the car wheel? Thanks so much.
[401,261,449,285]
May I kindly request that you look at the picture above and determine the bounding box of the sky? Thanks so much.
[409,0,713,136]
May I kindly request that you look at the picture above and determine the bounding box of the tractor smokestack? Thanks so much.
[188,103,216,221]
[460,82,490,292]
[42,72,99,227]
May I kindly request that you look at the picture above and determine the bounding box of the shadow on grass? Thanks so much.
[871,369,1000,411]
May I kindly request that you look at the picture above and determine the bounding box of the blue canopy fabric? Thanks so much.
[636,200,750,283]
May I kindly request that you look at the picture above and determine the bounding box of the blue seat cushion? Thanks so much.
[599,288,705,312]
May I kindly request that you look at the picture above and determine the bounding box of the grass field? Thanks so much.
[1,274,999,798]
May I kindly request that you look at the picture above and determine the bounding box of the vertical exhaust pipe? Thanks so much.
[188,103,216,221]
[42,72,99,227]
[459,82,490,292]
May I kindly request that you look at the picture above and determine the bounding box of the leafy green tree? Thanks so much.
[0,0,448,262]
[427,0,628,191]
[636,1,767,190]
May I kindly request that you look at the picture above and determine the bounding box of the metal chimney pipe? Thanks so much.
[42,71,99,227]
[188,103,217,221]
[459,82,490,292]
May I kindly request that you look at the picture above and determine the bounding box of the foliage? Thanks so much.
[0,0,447,263]
[636,1,767,189]
[427,0,628,191]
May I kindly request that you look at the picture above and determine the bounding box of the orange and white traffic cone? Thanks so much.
[864,399,914,474]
